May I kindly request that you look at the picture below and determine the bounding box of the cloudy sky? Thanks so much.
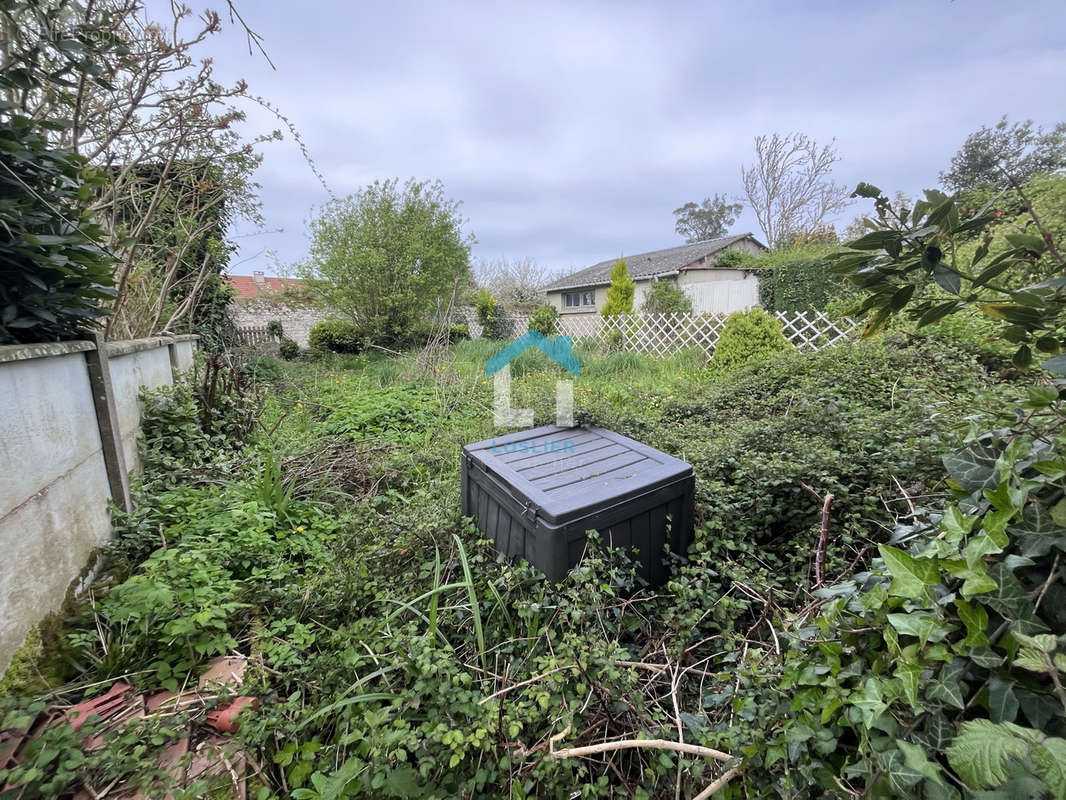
[195,0,1066,277]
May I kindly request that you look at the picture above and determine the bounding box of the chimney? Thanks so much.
[252,271,266,286]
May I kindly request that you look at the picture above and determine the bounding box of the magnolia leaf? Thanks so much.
[879,545,939,597]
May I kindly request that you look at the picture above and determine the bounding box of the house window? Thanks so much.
[564,291,596,308]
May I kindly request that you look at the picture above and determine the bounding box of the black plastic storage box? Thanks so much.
[461,425,694,584]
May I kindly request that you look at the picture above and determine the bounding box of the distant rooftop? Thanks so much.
[543,233,765,291]
[227,271,303,300]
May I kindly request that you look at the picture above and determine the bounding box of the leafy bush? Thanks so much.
[448,322,469,342]
[715,249,761,268]
[0,116,115,344]
[475,289,511,340]
[244,355,284,381]
[266,319,284,340]
[528,304,559,336]
[308,318,366,354]
[278,337,300,360]
[758,257,841,311]
[641,279,692,315]
[710,307,791,371]
[601,259,634,316]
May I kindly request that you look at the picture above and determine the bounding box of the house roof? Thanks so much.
[543,233,765,292]
[226,274,304,300]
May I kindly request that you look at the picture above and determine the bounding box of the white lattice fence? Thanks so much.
[464,310,857,358]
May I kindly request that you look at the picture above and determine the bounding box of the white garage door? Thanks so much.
[683,276,760,314]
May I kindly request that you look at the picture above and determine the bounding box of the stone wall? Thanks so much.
[228,300,329,347]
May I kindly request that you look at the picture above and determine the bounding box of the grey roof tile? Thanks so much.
[543,233,764,291]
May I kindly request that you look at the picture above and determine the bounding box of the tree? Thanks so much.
[641,279,692,315]
[843,190,912,242]
[301,179,473,345]
[0,0,282,342]
[941,116,1066,194]
[672,194,742,242]
[600,259,634,316]
[474,257,558,308]
[742,132,850,249]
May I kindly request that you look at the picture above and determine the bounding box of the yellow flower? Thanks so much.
[295,526,305,533]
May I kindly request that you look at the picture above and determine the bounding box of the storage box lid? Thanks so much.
[463,425,692,525]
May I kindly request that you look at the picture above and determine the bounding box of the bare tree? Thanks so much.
[2,1,293,340]
[742,132,851,249]
[474,257,561,307]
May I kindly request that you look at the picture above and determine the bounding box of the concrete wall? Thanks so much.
[0,335,198,676]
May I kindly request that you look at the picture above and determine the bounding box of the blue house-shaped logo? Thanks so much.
[485,331,580,377]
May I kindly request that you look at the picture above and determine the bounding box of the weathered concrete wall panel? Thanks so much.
[109,343,176,473]
[0,336,197,676]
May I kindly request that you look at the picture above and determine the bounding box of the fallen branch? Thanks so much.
[477,664,578,706]
[692,766,742,800]
[550,737,734,763]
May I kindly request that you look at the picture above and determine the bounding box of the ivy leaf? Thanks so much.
[943,442,1000,492]
[879,545,939,597]
[1014,648,1050,674]
[1043,354,1066,375]
[927,677,966,710]
[895,662,922,709]
[987,677,1020,724]
[888,612,951,645]
[969,647,1005,669]
[896,740,945,785]
[956,598,989,647]
[851,677,889,728]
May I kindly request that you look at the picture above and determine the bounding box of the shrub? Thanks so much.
[601,259,634,316]
[475,289,511,340]
[710,307,791,371]
[715,249,761,268]
[0,116,115,344]
[308,319,366,354]
[448,322,469,342]
[266,319,284,340]
[244,355,284,381]
[528,304,559,336]
[641,279,692,315]
[278,337,300,360]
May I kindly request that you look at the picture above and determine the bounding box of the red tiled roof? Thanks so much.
[226,275,304,300]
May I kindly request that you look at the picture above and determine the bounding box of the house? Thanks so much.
[226,271,326,347]
[543,233,767,316]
